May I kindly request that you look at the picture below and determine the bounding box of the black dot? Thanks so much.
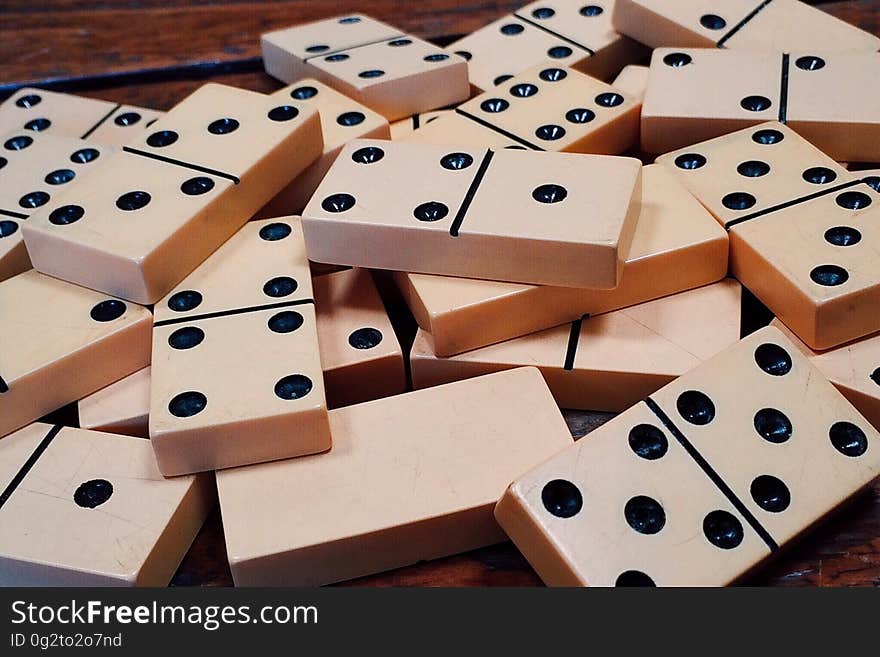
[741,95,772,112]
[263,276,297,298]
[663,52,692,67]
[674,153,706,170]
[116,191,151,211]
[359,70,385,79]
[566,108,595,124]
[388,38,413,47]
[532,184,567,204]
[322,193,355,213]
[810,264,849,287]
[352,146,384,164]
[349,327,383,349]
[274,374,313,400]
[0,221,18,238]
[268,310,303,333]
[168,326,205,350]
[48,205,84,225]
[18,191,49,209]
[824,226,861,247]
[753,129,784,144]
[750,475,791,513]
[703,511,744,549]
[15,93,41,108]
[511,84,538,98]
[676,390,715,425]
[532,7,555,19]
[167,290,202,312]
[114,112,141,126]
[4,135,33,150]
[45,169,75,185]
[548,46,573,58]
[73,479,113,509]
[539,68,567,82]
[628,424,668,460]
[424,53,449,62]
[493,75,514,86]
[208,118,239,134]
[616,571,655,587]
[700,14,727,30]
[305,45,329,53]
[440,152,474,170]
[737,160,770,177]
[754,343,792,375]
[753,408,793,444]
[863,176,880,192]
[146,130,178,147]
[836,191,872,210]
[795,55,825,71]
[480,98,509,113]
[596,92,624,107]
[501,23,524,35]
[90,299,126,322]
[722,192,756,211]
[337,111,366,126]
[338,16,361,24]
[268,105,299,121]
[536,124,566,141]
[580,5,603,16]
[324,54,349,63]
[455,50,472,60]
[413,202,449,222]
[290,86,318,100]
[802,167,837,185]
[24,118,51,132]
[169,391,207,417]
[70,148,100,164]
[541,479,582,518]
[180,177,215,196]
[829,421,868,457]
[0,157,5,170]
[624,496,666,535]
[259,222,291,241]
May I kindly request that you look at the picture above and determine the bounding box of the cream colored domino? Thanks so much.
[150,218,330,476]
[86,105,165,146]
[217,367,573,586]
[403,112,525,150]
[447,1,647,93]
[496,326,880,586]
[0,423,214,586]
[412,280,741,411]
[0,217,29,283]
[612,0,880,51]
[658,122,879,349]
[612,64,649,101]
[389,110,452,140]
[303,139,642,289]
[22,83,323,304]
[0,270,151,439]
[410,65,639,154]
[262,14,469,121]
[394,163,727,356]
[78,367,152,438]
[259,79,390,216]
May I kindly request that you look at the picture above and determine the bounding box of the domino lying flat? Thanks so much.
[216,367,573,586]
[389,110,452,140]
[150,218,331,476]
[496,326,880,586]
[22,83,322,304]
[303,140,642,289]
[394,164,728,356]
[411,280,741,412]
[261,15,469,121]
[658,122,880,350]
[447,1,647,93]
[405,65,640,154]
[0,270,151,439]
[642,49,880,161]
[612,0,880,51]
[0,423,214,586]
[0,87,163,145]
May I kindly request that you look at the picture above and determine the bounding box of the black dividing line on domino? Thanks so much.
[0,424,64,510]
[122,146,240,184]
[412,114,421,130]
[153,298,315,327]
[644,397,778,551]
[303,35,408,62]
[724,179,863,230]
[454,109,543,151]
[716,0,775,48]
[777,54,790,124]
[449,148,494,237]
[80,103,122,139]
[512,14,595,55]
[563,314,589,371]
[0,209,28,219]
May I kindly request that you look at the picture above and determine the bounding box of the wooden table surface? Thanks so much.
[4,0,880,587]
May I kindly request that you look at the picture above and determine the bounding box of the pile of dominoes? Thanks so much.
[1,0,879,588]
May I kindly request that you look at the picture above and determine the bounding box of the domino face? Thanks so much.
[389,110,452,140]
[411,280,742,411]
[262,15,469,121]
[78,367,151,438]
[85,104,164,146]
[612,0,880,51]
[658,122,879,349]
[303,139,642,289]
[149,218,331,476]
[0,423,214,586]
[496,326,880,585]
[410,65,640,154]
[216,367,573,586]
[0,270,151,439]
[395,163,728,356]
[22,83,323,304]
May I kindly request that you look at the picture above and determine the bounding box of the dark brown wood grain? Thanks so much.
[5,0,880,588]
